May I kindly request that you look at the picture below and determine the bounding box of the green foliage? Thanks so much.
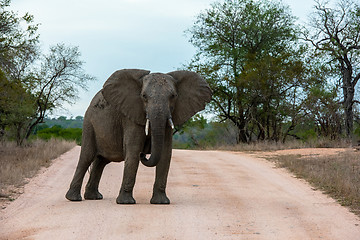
[303,84,343,140]
[185,0,360,144]
[173,115,238,149]
[33,115,84,145]
[0,69,36,144]
[0,0,39,145]
[176,114,207,134]
[35,125,82,145]
[187,0,307,143]
[0,1,94,145]
[0,0,39,75]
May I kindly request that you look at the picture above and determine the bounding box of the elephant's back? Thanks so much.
[85,91,117,120]
[89,91,109,110]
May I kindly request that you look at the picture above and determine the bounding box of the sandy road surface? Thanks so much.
[0,147,359,240]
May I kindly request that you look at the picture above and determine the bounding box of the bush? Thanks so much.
[35,125,82,145]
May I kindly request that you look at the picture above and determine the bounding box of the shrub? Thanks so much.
[36,125,82,145]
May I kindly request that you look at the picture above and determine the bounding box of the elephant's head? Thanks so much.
[102,69,212,167]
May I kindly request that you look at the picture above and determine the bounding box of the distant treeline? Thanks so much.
[33,116,83,145]
[37,116,84,129]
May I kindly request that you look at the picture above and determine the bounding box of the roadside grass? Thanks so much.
[268,151,360,216]
[0,138,76,200]
[213,138,352,152]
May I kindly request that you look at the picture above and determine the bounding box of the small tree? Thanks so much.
[303,0,360,138]
[24,43,95,140]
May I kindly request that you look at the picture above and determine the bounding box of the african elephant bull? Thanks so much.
[65,69,212,204]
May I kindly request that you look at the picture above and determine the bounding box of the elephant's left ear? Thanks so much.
[168,70,212,126]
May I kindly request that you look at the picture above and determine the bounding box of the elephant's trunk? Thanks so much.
[140,115,167,167]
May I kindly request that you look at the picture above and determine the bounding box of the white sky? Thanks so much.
[10,0,316,117]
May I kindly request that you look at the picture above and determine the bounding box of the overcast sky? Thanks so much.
[11,0,316,118]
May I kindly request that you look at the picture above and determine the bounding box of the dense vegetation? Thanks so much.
[32,116,83,145]
[0,0,94,145]
[185,0,360,144]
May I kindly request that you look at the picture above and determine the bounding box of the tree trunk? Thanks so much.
[342,65,354,139]
[237,120,248,143]
[344,93,354,138]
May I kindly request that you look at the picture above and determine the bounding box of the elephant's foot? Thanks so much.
[150,191,170,204]
[116,191,136,204]
[65,188,82,201]
[84,189,103,200]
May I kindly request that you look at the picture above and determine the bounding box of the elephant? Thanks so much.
[65,69,212,204]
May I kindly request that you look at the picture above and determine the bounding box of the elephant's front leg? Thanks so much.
[151,157,171,204]
[151,129,172,204]
[116,155,140,204]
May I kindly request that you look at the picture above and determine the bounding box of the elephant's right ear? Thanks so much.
[102,69,150,125]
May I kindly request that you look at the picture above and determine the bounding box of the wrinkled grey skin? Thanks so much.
[65,69,212,204]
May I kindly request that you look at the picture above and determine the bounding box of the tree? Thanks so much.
[24,43,95,139]
[0,69,36,144]
[57,116,67,121]
[0,0,39,144]
[305,85,343,139]
[175,114,207,147]
[303,0,360,138]
[75,116,84,121]
[0,1,94,144]
[0,0,39,79]
[187,0,303,143]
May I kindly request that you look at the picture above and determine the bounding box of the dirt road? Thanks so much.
[1,147,359,239]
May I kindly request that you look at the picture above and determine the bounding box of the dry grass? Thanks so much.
[0,139,76,200]
[216,140,307,151]
[214,138,352,152]
[269,151,360,216]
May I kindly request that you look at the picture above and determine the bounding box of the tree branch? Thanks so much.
[353,72,360,87]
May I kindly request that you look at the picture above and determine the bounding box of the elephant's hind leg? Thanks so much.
[84,156,110,200]
[66,122,96,201]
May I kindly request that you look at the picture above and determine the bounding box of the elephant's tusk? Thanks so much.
[145,119,149,136]
[168,118,175,129]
